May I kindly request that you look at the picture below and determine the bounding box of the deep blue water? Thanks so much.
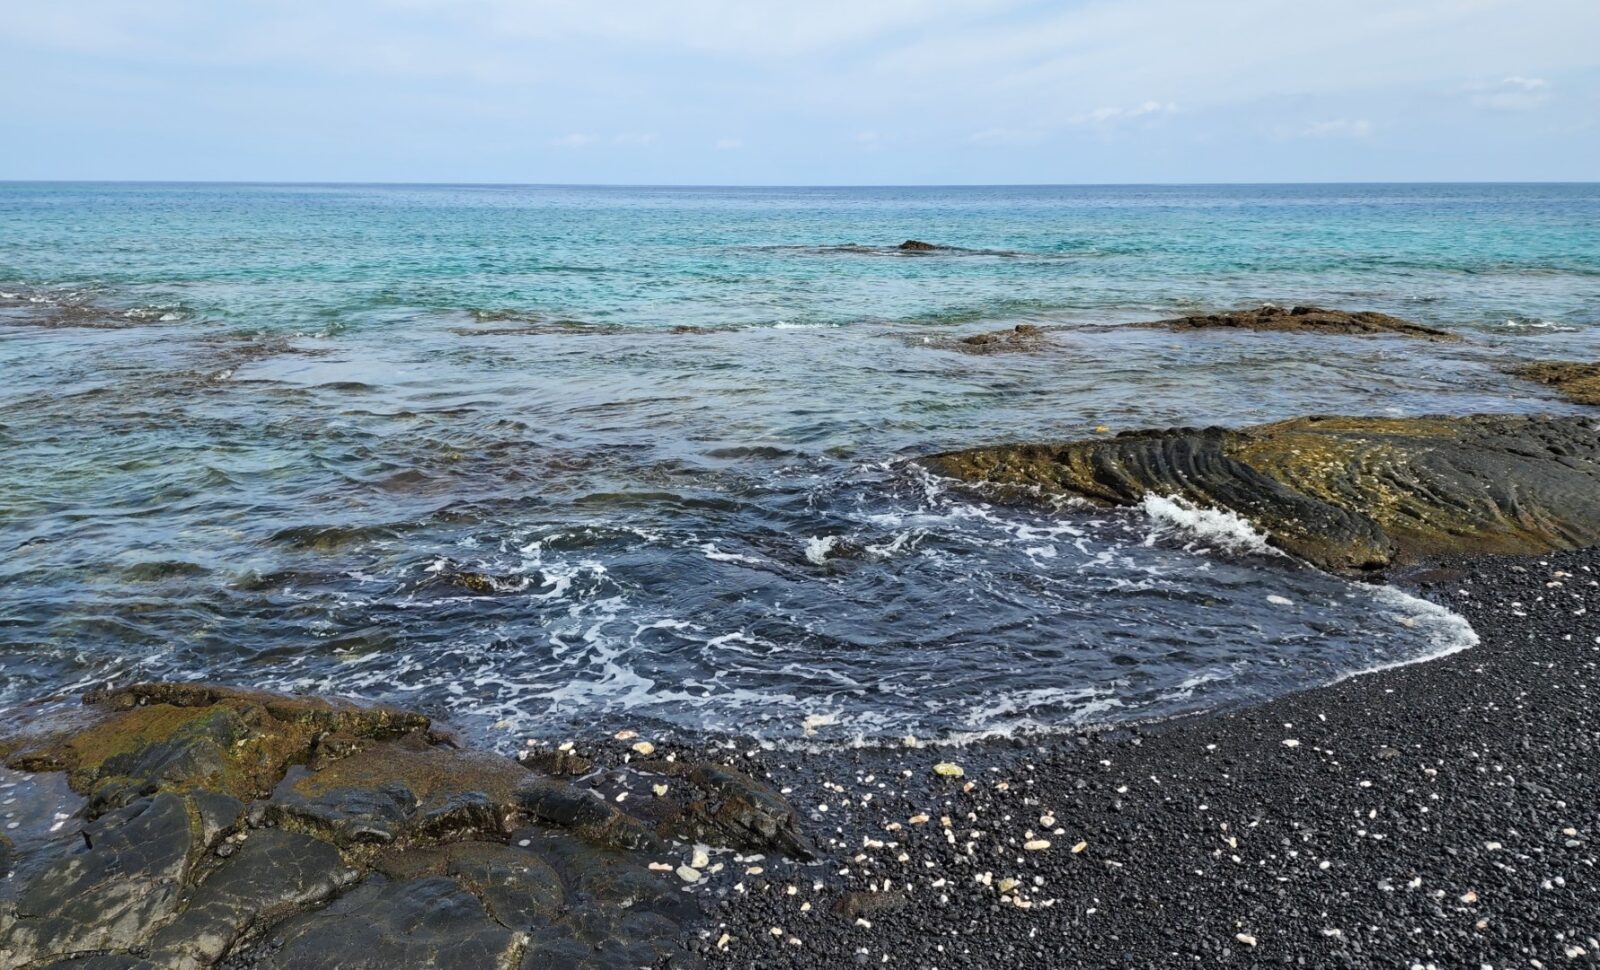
[2,183,1597,745]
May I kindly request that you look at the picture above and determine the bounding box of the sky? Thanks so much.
[2,0,1597,184]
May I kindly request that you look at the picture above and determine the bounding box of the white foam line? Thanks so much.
[1329,584,1480,684]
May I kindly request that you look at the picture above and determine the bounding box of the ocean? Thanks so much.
[2,181,1597,746]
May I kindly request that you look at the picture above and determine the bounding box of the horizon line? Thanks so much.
[1,178,1597,190]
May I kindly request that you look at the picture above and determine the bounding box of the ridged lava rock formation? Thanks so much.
[922,414,1600,573]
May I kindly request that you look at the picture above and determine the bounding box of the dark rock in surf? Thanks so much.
[897,240,940,251]
[921,413,1600,573]
[1139,304,1456,340]
[949,323,1048,354]
[1507,359,1600,406]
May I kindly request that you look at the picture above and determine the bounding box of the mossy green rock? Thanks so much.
[0,681,827,968]
[923,414,1600,573]
[1509,360,1600,406]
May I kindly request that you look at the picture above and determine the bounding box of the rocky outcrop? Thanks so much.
[1508,360,1600,406]
[941,324,1049,354]
[1137,305,1456,340]
[922,414,1600,573]
[897,240,939,251]
[0,684,813,969]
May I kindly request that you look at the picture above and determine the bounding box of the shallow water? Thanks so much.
[2,182,1597,745]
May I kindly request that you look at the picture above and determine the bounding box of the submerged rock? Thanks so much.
[936,323,1049,354]
[0,682,815,968]
[922,414,1600,573]
[1508,360,1600,406]
[1138,304,1456,340]
[897,239,940,251]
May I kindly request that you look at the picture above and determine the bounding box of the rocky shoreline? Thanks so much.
[7,548,1594,968]
[4,310,1599,967]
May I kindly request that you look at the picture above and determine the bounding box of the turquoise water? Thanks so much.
[2,183,1598,744]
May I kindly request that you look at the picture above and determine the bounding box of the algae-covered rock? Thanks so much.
[1508,360,1600,406]
[0,682,773,969]
[267,735,528,848]
[928,323,1049,355]
[3,683,428,815]
[1138,305,1455,340]
[923,414,1600,572]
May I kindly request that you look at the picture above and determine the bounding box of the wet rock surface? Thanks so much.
[1137,304,1456,339]
[924,323,1050,354]
[1508,360,1600,406]
[699,546,1600,967]
[923,413,1600,573]
[0,684,811,969]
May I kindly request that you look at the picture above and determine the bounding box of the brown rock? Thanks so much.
[1507,360,1600,406]
[1140,304,1455,340]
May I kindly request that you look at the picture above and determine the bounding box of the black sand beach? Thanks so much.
[698,549,1600,968]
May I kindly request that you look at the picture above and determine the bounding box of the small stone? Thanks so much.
[997,878,1019,893]
[933,762,964,778]
[691,845,711,869]
[1236,933,1257,946]
[676,865,701,883]
[1282,739,1300,748]
[652,783,669,797]
[1461,890,1479,903]
[615,729,638,740]
[1025,840,1051,851]
[632,741,656,755]
[649,862,673,872]
[717,933,731,951]
[909,814,930,825]
[1071,841,1088,854]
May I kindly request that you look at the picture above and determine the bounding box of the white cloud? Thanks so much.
[550,132,596,147]
[1471,75,1553,110]
[1293,119,1374,138]
[1073,101,1178,125]
[967,127,1046,146]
